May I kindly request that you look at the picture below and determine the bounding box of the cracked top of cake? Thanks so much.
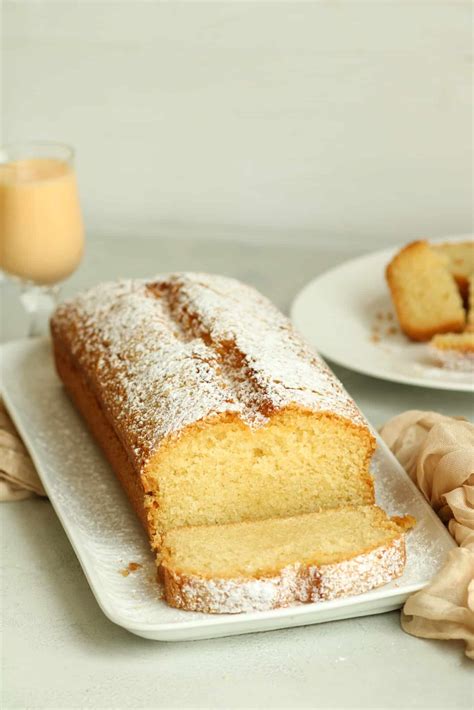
[51,272,367,469]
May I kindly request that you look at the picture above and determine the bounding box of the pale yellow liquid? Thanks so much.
[0,158,84,284]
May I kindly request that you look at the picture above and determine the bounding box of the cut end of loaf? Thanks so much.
[160,506,413,613]
[142,407,375,554]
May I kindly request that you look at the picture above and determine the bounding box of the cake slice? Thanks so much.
[386,241,465,341]
[430,331,474,372]
[433,241,474,301]
[160,506,415,613]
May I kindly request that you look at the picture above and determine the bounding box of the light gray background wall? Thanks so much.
[2,0,473,247]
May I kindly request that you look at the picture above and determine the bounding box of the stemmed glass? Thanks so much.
[0,141,84,336]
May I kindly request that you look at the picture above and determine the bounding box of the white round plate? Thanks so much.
[291,236,474,392]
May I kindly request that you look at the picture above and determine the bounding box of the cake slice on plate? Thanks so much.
[160,506,415,613]
[386,241,465,341]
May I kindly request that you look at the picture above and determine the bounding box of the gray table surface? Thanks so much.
[1,236,473,710]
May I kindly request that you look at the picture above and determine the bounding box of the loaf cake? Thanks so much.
[161,506,414,613]
[433,241,474,301]
[51,273,376,559]
[386,241,465,341]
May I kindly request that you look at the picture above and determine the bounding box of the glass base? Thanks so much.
[19,282,60,337]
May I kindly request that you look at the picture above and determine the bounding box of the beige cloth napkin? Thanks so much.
[380,410,474,660]
[0,400,46,500]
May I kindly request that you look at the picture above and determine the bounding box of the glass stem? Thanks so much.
[20,283,60,338]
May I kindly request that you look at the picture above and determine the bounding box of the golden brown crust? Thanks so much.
[52,337,152,534]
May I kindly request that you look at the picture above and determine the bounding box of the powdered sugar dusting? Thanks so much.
[171,564,316,614]
[51,273,366,469]
[164,538,406,614]
[429,345,474,372]
[318,537,405,600]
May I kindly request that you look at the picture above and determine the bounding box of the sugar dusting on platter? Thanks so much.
[1,337,455,639]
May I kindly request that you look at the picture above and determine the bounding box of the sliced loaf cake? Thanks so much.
[51,273,376,558]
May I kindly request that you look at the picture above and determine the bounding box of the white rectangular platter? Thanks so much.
[1,337,456,641]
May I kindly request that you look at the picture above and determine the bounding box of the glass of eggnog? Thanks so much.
[0,141,84,336]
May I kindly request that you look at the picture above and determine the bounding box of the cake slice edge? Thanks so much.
[159,507,415,614]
